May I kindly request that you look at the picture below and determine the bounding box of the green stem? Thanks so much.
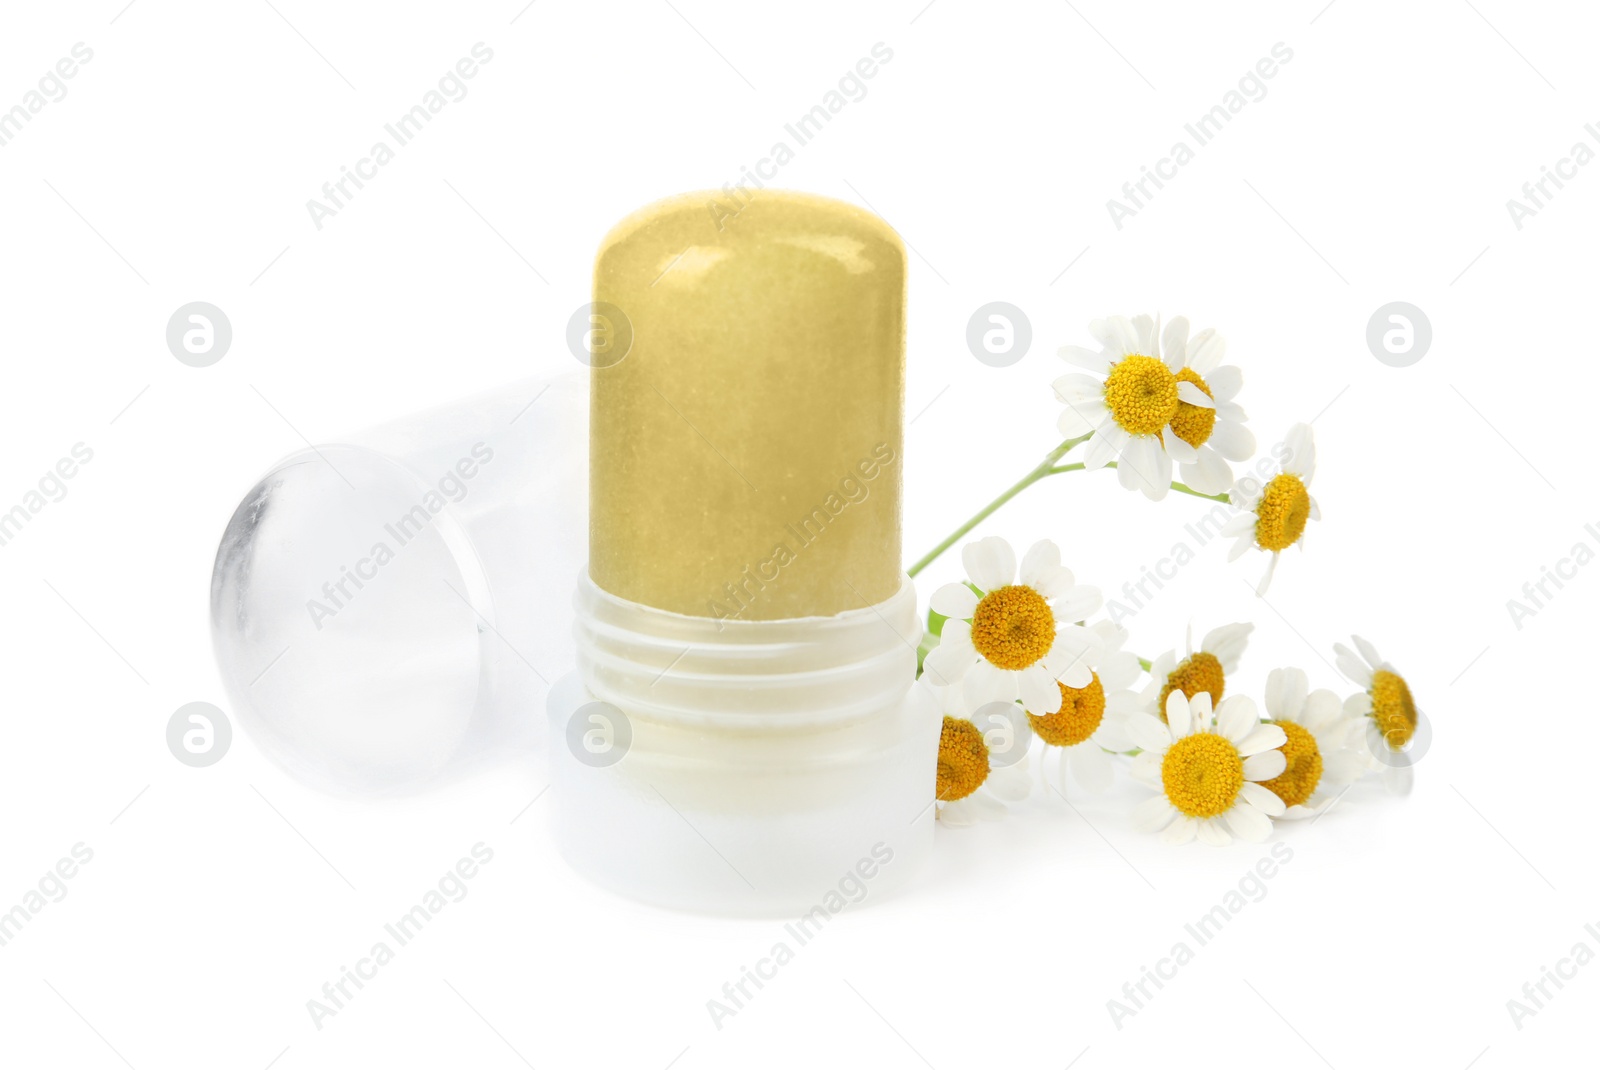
[903,439,1234,579]
[906,435,1090,578]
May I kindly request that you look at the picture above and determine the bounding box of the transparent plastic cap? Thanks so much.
[210,375,587,795]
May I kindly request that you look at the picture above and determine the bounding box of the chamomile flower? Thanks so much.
[1259,666,1367,818]
[1158,316,1255,494]
[1055,313,1199,501]
[1222,423,1320,595]
[1128,690,1288,846]
[933,685,1032,827]
[1143,622,1254,723]
[924,537,1101,713]
[1335,636,1422,795]
[1023,621,1144,795]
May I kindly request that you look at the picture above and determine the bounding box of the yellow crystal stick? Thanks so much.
[547,190,935,914]
[589,189,906,620]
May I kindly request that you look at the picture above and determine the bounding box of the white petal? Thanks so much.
[1019,666,1062,715]
[1106,690,1145,717]
[1082,428,1121,470]
[940,617,975,652]
[1267,667,1308,722]
[1030,566,1079,603]
[964,660,1015,707]
[1353,635,1384,672]
[973,700,1032,766]
[1057,404,1100,438]
[963,536,1016,592]
[1202,622,1253,671]
[1177,381,1216,409]
[1087,620,1122,654]
[1144,444,1174,501]
[1130,313,1159,357]
[1116,434,1153,491]
[1186,328,1226,374]
[1126,714,1172,754]
[1162,425,1198,464]
[1239,780,1287,816]
[1148,650,1177,684]
[1223,802,1272,843]
[1334,645,1373,687]
[1052,373,1107,404]
[1220,505,1255,536]
[1161,816,1198,845]
[1093,712,1135,753]
[1322,749,1367,788]
[1182,446,1234,495]
[1301,688,1343,734]
[1255,554,1279,596]
[1050,623,1098,665]
[1229,474,1265,510]
[1119,434,1171,500]
[1165,692,1194,736]
[1238,723,1286,757]
[929,583,979,620]
[1098,316,1141,357]
[938,798,978,827]
[1052,651,1095,690]
[1018,540,1061,588]
[1195,818,1232,847]
[921,645,972,688]
[1364,724,1389,765]
[1207,364,1243,402]
[1243,750,1287,780]
[931,681,967,717]
[1162,315,1190,367]
[1051,586,1103,623]
[1216,695,1256,744]
[1058,344,1111,373]
[1100,651,1142,692]
[1134,794,1179,832]
[1284,423,1316,481]
[1262,667,1287,720]
[1208,419,1256,462]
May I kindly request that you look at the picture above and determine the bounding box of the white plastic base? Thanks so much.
[544,576,938,916]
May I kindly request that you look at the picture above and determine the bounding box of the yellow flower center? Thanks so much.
[969,584,1056,671]
[1161,732,1245,818]
[936,716,990,801]
[1259,720,1323,808]
[1103,354,1179,436]
[1169,368,1217,448]
[1370,669,1418,749]
[1255,473,1311,552]
[1028,673,1106,747]
[1157,652,1225,723]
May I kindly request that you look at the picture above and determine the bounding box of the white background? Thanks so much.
[1,1,1593,1067]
